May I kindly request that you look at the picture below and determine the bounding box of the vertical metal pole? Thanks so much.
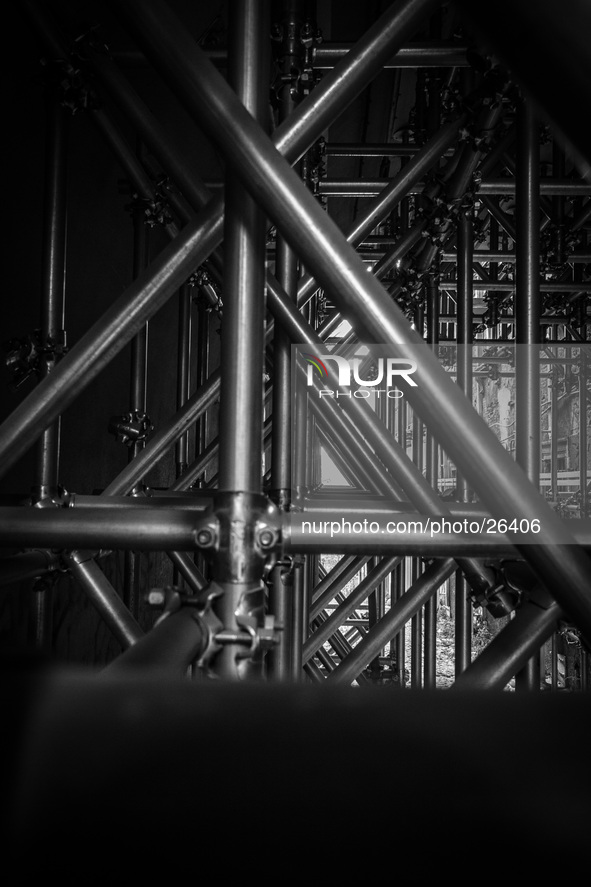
[31,90,68,649]
[212,0,270,679]
[410,558,422,688]
[550,368,559,507]
[268,0,305,681]
[367,558,381,682]
[395,401,407,686]
[455,206,473,675]
[175,283,192,478]
[35,96,67,498]
[580,356,588,518]
[410,404,423,687]
[171,282,192,588]
[290,378,310,681]
[195,300,211,487]
[424,272,440,687]
[123,189,149,619]
[515,96,541,692]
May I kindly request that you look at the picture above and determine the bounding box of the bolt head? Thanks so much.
[197,528,213,547]
[258,529,275,549]
[147,589,165,606]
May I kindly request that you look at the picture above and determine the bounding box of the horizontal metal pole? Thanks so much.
[324,143,423,157]
[439,281,591,292]
[101,0,591,641]
[440,250,591,263]
[312,41,469,68]
[297,497,505,520]
[9,507,590,569]
[111,40,468,69]
[285,513,591,555]
[0,550,61,587]
[296,114,466,309]
[285,534,591,557]
[0,0,440,482]
[69,494,212,511]
[479,178,591,196]
[0,507,198,551]
[316,178,591,196]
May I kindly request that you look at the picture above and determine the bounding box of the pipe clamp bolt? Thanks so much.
[258,528,276,549]
[197,528,214,547]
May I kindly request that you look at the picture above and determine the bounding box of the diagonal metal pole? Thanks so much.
[310,557,372,623]
[303,556,402,663]
[1,0,440,478]
[452,600,564,692]
[0,199,224,479]
[267,275,496,598]
[107,2,591,642]
[326,558,456,685]
[296,114,467,310]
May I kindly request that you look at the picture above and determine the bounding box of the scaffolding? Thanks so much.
[1,0,591,875]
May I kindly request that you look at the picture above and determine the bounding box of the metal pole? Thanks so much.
[5,505,590,555]
[123,188,150,618]
[0,200,225,478]
[62,551,143,649]
[0,550,61,588]
[103,371,221,497]
[0,507,199,551]
[296,116,466,309]
[455,206,473,676]
[211,0,269,679]
[312,41,468,69]
[327,558,455,685]
[268,0,306,681]
[175,284,192,478]
[268,273,496,600]
[303,556,401,663]
[453,600,564,691]
[101,607,207,675]
[515,96,542,692]
[35,94,67,500]
[309,556,370,622]
[90,109,179,239]
[424,272,440,687]
[30,86,68,649]
[410,558,423,688]
[1,0,438,478]
[117,20,591,642]
[550,368,559,506]
[580,355,588,518]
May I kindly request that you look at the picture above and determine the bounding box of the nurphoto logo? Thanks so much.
[301,348,417,400]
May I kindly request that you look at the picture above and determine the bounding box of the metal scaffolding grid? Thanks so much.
[1,1,591,688]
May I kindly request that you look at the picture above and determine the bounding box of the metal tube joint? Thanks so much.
[195,491,282,581]
[192,492,283,674]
